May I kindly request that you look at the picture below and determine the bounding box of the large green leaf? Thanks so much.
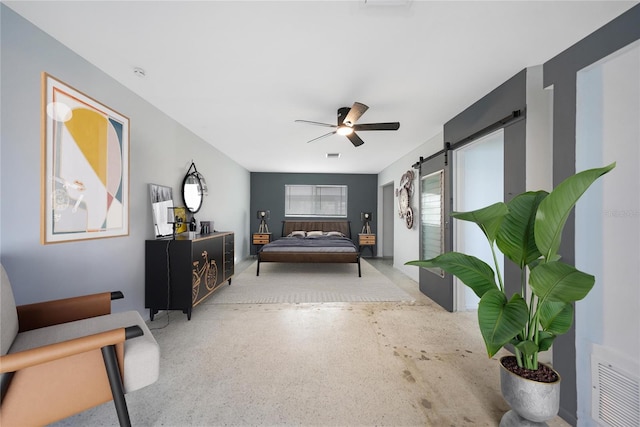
[497,191,547,268]
[530,261,595,303]
[452,202,509,244]
[539,300,574,335]
[406,252,497,298]
[537,331,556,352]
[535,163,615,261]
[478,290,528,357]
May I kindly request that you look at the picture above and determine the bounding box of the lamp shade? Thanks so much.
[257,210,270,220]
[361,212,372,222]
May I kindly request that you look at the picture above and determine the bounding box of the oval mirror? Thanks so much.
[182,172,203,213]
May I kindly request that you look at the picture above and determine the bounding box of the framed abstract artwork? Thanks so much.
[41,73,130,244]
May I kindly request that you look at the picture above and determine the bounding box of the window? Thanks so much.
[420,170,444,277]
[285,185,347,217]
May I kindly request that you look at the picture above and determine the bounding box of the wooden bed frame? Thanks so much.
[257,220,361,276]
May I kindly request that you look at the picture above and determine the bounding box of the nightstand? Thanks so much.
[358,233,376,258]
[252,233,272,252]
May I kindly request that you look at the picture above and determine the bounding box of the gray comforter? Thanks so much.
[259,235,357,253]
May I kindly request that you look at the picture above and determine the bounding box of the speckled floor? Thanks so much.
[53,258,570,426]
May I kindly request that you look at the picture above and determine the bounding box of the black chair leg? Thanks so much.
[101,345,131,427]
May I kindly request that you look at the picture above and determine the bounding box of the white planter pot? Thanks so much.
[499,356,561,427]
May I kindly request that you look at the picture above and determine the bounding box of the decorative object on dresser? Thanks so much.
[396,169,414,229]
[149,183,174,238]
[145,232,234,320]
[166,206,185,239]
[200,220,212,235]
[257,220,360,277]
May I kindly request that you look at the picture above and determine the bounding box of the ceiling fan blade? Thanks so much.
[306,131,336,143]
[295,119,337,128]
[343,102,369,126]
[346,132,365,147]
[353,122,400,131]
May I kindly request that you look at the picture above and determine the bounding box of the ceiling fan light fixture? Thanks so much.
[296,101,399,146]
[336,126,354,136]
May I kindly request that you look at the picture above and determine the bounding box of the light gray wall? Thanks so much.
[0,5,250,318]
[377,132,443,281]
[524,65,553,365]
[525,65,553,194]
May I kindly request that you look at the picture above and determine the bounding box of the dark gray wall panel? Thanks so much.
[502,118,527,298]
[444,69,526,146]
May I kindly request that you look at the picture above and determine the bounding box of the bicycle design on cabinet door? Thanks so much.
[191,251,218,303]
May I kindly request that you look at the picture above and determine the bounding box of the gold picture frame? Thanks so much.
[41,73,130,244]
[173,207,188,234]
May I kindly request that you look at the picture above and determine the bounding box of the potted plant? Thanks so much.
[406,162,615,425]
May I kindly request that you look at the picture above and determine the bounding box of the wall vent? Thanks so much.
[363,0,411,6]
[326,153,341,158]
[591,346,640,427]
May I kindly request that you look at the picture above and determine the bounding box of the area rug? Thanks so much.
[206,259,414,304]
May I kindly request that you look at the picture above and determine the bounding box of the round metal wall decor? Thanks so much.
[396,170,414,229]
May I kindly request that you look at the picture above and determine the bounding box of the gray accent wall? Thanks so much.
[0,5,250,318]
[250,172,377,252]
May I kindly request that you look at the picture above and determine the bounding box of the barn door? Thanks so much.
[417,149,454,311]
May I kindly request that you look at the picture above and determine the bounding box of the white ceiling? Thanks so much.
[5,1,637,174]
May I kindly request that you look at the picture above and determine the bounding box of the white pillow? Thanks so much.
[288,230,306,237]
[327,231,344,237]
[306,230,324,236]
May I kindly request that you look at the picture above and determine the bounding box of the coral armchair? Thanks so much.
[0,264,159,426]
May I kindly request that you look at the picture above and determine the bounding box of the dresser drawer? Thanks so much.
[252,233,272,244]
[359,234,376,245]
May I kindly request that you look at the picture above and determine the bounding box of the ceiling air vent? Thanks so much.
[326,153,341,159]
[364,0,411,6]
[591,345,640,427]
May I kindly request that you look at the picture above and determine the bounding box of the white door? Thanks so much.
[453,129,505,311]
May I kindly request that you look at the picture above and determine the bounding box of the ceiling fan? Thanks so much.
[295,102,400,147]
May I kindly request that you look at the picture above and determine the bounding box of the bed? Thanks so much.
[257,220,361,277]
